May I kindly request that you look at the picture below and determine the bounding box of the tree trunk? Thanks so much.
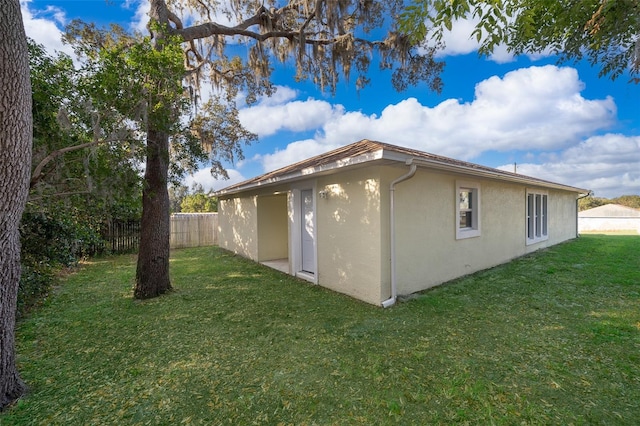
[0,0,32,409]
[134,128,172,299]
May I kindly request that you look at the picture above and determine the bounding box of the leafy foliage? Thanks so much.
[612,194,640,209]
[168,0,445,95]
[400,0,640,82]
[59,0,449,299]
[18,199,141,316]
[579,194,640,211]
[63,20,261,182]
[170,184,218,213]
[169,183,190,213]
[28,38,144,218]
[21,40,146,315]
[17,263,54,320]
[180,193,218,212]
[18,207,103,318]
[20,209,101,266]
[190,96,257,179]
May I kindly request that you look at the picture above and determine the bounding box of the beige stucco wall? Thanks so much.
[217,195,259,260]
[391,169,580,296]
[218,164,580,306]
[315,168,385,305]
[257,194,289,261]
[540,189,579,248]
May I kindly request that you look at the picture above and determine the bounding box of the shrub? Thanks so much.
[17,262,55,319]
[20,210,103,266]
[18,209,104,317]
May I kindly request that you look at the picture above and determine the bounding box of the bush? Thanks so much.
[18,209,104,317]
[20,210,103,266]
[17,262,55,319]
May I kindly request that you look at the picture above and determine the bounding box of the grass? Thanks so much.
[3,234,640,425]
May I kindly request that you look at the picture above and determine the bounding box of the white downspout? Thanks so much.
[382,160,417,308]
[576,191,592,237]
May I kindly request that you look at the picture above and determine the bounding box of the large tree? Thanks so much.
[401,0,640,82]
[0,0,32,409]
[28,40,143,223]
[68,0,445,299]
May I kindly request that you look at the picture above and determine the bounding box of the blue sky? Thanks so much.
[21,0,640,198]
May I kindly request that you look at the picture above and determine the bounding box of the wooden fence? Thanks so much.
[170,213,218,248]
[102,213,218,253]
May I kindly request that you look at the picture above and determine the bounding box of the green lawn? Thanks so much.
[4,235,640,425]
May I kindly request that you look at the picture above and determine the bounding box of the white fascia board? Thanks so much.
[216,150,385,196]
[407,158,589,195]
[217,147,589,197]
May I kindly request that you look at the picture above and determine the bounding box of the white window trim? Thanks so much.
[526,189,549,245]
[455,181,481,240]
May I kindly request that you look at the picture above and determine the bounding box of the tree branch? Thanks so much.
[28,190,91,202]
[179,20,356,46]
[30,130,132,189]
[30,140,102,188]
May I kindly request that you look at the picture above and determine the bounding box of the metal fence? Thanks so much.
[103,219,140,253]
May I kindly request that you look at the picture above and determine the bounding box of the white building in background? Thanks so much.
[579,204,640,234]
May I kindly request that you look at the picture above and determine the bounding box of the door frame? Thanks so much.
[289,183,318,284]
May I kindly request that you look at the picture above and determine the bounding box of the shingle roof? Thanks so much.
[215,139,589,196]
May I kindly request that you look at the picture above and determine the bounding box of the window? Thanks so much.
[456,181,481,239]
[526,190,548,244]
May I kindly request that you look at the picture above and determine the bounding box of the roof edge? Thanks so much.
[214,140,590,197]
[407,157,589,194]
[214,148,384,196]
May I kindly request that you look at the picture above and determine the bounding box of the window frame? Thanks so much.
[455,181,481,240]
[526,189,549,245]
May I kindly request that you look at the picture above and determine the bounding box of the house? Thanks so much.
[578,204,640,234]
[215,140,589,307]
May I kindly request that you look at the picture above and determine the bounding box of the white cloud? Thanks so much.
[434,13,551,63]
[21,0,74,57]
[128,0,150,34]
[259,139,341,172]
[239,95,341,137]
[239,65,636,197]
[434,14,515,63]
[129,0,237,35]
[435,16,483,57]
[257,85,298,106]
[316,65,615,159]
[500,134,640,198]
[184,167,246,192]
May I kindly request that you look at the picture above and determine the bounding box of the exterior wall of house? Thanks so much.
[538,189,579,249]
[390,168,580,296]
[315,168,385,305]
[257,194,289,261]
[217,195,259,260]
[217,164,580,306]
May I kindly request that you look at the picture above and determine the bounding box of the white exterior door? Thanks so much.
[300,189,315,274]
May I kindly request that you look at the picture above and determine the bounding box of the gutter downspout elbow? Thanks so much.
[576,190,592,237]
[382,161,418,308]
